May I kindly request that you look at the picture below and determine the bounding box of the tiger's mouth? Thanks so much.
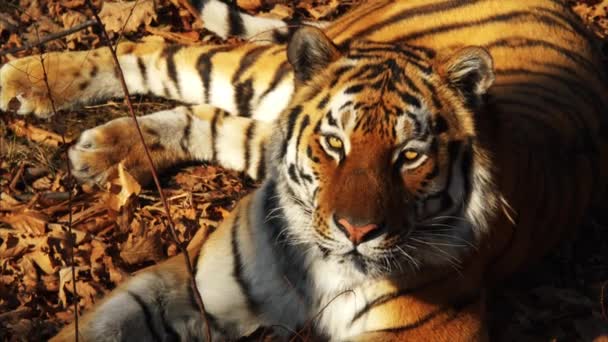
[314,207,475,276]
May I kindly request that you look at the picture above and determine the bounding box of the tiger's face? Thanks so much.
[273,27,496,281]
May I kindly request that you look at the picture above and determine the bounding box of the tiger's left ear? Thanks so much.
[287,26,341,84]
[438,47,495,106]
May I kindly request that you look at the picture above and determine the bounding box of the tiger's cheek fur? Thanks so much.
[403,158,437,196]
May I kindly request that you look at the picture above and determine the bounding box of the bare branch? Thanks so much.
[33,24,80,342]
[83,1,212,340]
[0,20,96,57]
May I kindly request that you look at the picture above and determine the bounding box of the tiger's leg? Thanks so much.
[68,104,272,184]
[50,230,222,342]
[0,37,293,119]
[195,0,329,41]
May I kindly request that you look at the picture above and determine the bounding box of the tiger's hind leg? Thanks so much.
[68,104,271,184]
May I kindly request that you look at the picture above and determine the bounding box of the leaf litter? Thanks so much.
[0,0,607,340]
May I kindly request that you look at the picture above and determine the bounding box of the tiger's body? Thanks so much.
[1,0,607,340]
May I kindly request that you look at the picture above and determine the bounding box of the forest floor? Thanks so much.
[0,0,607,340]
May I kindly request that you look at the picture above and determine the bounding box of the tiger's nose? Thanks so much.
[335,216,381,245]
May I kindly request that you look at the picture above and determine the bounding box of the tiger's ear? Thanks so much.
[287,26,341,84]
[438,46,495,106]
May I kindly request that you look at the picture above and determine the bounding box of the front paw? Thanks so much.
[69,117,148,184]
[1,51,100,117]
[1,56,56,117]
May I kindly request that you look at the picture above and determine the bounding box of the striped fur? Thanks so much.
[2,0,606,340]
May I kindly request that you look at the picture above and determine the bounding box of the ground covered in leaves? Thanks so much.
[1,0,607,341]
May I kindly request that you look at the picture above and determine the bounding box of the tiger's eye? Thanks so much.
[403,150,419,161]
[326,136,343,150]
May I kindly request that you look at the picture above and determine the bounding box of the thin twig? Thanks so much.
[0,20,96,57]
[83,1,212,340]
[33,25,80,342]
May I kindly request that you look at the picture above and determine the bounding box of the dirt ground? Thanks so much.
[0,0,607,340]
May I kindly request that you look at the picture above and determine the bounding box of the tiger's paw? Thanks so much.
[1,52,105,117]
[68,117,155,184]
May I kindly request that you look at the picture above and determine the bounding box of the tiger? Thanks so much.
[1,0,607,340]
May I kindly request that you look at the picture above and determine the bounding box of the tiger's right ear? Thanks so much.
[287,26,341,84]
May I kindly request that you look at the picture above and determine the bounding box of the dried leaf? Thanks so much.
[0,13,18,36]
[0,209,48,235]
[106,163,141,211]
[145,26,200,44]
[99,0,157,34]
[8,120,73,147]
[258,4,294,20]
[237,0,263,12]
[61,10,89,42]
[119,231,164,265]
[28,249,58,275]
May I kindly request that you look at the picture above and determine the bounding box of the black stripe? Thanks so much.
[210,108,222,161]
[263,180,310,300]
[137,57,148,91]
[344,84,364,94]
[341,0,475,46]
[486,37,595,75]
[231,210,261,313]
[329,65,354,87]
[232,46,269,83]
[281,106,303,156]
[235,78,255,117]
[243,121,256,174]
[350,274,451,325]
[155,295,180,342]
[162,45,182,97]
[288,164,300,184]
[367,292,481,334]
[338,101,352,111]
[127,291,163,342]
[295,115,310,165]
[180,110,193,154]
[317,94,330,110]
[260,61,292,99]
[256,143,266,180]
[228,3,245,36]
[307,145,320,163]
[494,68,599,113]
[196,46,233,103]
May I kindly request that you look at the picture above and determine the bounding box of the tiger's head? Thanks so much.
[269,27,498,284]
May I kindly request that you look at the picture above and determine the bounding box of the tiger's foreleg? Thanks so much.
[50,249,217,342]
[68,104,272,184]
[1,38,292,120]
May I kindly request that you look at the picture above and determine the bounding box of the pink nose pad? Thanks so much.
[337,218,379,245]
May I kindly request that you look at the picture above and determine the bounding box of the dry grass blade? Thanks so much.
[32,24,80,342]
[83,1,212,340]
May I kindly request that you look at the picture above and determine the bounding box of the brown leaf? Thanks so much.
[8,120,73,147]
[0,229,45,258]
[105,163,142,211]
[60,0,86,9]
[61,9,89,42]
[237,0,263,12]
[119,230,164,265]
[258,4,294,20]
[145,26,200,44]
[0,209,48,235]
[301,0,341,20]
[0,13,18,36]
[28,249,58,275]
[99,0,157,34]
